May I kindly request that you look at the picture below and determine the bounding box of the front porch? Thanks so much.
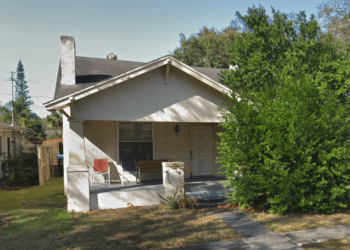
[63,120,225,191]
[64,119,228,212]
[88,176,233,210]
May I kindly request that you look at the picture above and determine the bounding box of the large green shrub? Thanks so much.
[1,144,38,186]
[218,6,350,214]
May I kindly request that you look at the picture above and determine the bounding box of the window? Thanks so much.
[0,136,2,153]
[119,123,153,160]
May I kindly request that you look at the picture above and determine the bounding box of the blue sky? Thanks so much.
[0,0,326,117]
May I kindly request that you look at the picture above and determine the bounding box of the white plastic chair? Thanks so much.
[115,159,141,186]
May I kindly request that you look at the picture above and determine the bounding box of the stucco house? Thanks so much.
[44,36,232,211]
[0,122,26,179]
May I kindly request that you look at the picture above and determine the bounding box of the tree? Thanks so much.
[317,0,350,47]
[0,61,44,144]
[218,6,350,214]
[172,26,238,68]
[44,112,63,130]
[15,60,32,108]
[0,99,44,144]
[43,112,63,139]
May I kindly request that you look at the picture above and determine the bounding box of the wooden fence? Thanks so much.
[37,146,54,185]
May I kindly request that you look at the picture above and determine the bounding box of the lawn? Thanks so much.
[0,178,241,250]
[241,207,350,233]
[303,238,350,250]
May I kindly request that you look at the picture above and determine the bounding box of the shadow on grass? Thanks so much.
[0,205,240,250]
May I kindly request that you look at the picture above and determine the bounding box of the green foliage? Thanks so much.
[317,0,350,48]
[218,6,350,214]
[0,61,44,144]
[172,26,238,68]
[166,182,196,209]
[44,112,63,130]
[15,60,31,107]
[1,144,38,186]
[47,133,60,140]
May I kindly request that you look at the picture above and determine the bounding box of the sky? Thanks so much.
[0,0,326,118]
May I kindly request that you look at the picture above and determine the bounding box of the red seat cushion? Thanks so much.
[94,159,108,172]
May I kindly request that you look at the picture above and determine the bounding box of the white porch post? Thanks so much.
[162,162,185,197]
[66,119,90,212]
[63,119,86,195]
[68,119,86,167]
[63,115,69,195]
[67,166,89,212]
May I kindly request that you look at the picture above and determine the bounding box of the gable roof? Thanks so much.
[45,55,231,111]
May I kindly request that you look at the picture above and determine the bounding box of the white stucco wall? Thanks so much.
[154,122,190,175]
[74,66,229,122]
[84,120,120,183]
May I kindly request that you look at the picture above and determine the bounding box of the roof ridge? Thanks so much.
[75,55,146,64]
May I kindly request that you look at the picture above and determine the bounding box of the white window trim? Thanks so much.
[117,122,154,163]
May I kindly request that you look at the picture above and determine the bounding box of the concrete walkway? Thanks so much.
[167,210,350,250]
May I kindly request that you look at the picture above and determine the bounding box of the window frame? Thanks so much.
[117,122,154,162]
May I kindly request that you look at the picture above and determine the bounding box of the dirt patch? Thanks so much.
[0,214,9,228]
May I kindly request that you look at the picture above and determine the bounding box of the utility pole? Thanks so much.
[10,71,15,126]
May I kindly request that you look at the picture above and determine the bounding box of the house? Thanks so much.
[44,36,232,211]
[0,122,26,179]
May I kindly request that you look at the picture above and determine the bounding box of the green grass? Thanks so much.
[0,178,241,250]
[0,177,66,211]
[304,238,350,249]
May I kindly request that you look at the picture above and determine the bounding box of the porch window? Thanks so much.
[119,123,153,160]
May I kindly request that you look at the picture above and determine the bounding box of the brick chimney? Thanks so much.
[60,36,76,85]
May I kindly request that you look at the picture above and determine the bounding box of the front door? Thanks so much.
[191,126,212,176]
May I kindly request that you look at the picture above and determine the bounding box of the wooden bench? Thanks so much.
[137,160,168,173]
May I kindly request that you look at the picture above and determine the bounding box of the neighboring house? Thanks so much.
[44,36,232,207]
[45,129,62,138]
[0,122,26,179]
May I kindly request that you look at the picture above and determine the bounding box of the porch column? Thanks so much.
[67,166,89,212]
[162,162,185,197]
[63,115,69,195]
[64,119,86,195]
[68,119,86,168]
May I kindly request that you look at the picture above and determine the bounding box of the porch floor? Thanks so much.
[90,176,234,206]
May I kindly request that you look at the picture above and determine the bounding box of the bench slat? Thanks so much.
[137,159,168,172]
